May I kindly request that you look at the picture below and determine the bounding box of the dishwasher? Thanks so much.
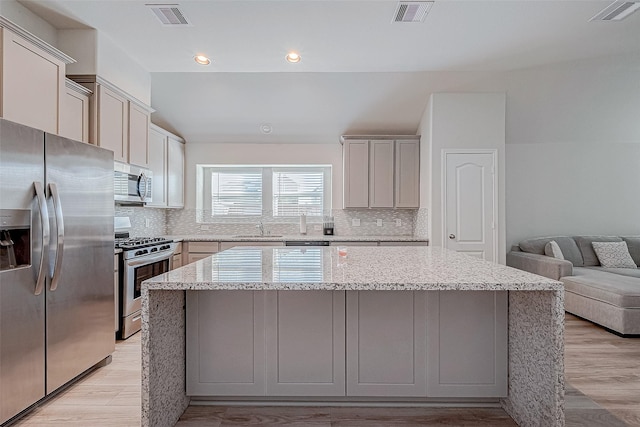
[284,241,330,246]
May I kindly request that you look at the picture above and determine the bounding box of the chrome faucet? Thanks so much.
[256,221,265,236]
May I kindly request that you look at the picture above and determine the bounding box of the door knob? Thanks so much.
[449,234,456,239]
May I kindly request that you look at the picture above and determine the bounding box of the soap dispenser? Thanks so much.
[299,213,307,235]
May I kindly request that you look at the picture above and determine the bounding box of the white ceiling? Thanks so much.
[17,0,640,143]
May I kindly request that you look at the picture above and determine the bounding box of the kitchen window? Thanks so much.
[197,165,331,222]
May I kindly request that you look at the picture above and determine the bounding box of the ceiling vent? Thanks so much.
[393,1,434,23]
[146,4,191,26]
[590,1,640,21]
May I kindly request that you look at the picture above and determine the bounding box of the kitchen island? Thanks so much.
[141,246,564,427]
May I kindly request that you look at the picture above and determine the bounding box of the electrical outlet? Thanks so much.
[145,218,150,228]
[200,224,210,231]
[314,225,321,231]
[352,218,360,226]
[395,219,402,227]
[376,219,383,227]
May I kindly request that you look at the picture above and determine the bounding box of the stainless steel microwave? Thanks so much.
[114,161,152,203]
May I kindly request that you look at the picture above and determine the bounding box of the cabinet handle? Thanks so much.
[449,234,456,240]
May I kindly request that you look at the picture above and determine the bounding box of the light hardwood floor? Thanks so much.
[8,313,640,426]
[565,313,640,426]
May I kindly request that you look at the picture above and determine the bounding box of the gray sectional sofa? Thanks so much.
[507,235,640,336]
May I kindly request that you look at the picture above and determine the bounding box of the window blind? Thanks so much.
[211,171,262,216]
[272,171,324,216]
[273,248,324,282]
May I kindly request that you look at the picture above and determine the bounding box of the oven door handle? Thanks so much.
[125,251,173,268]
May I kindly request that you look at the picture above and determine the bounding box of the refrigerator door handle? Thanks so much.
[34,181,50,296]
[48,183,65,292]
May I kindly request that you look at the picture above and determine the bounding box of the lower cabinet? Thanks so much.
[171,242,182,270]
[185,241,220,264]
[186,290,344,396]
[265,291,345,396]
[186,290,507,399]
[426,291,508,398]
[187,290,266,396]
[346,291,427,397]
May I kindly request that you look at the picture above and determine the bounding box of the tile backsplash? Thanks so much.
[115,205,167,237]
[118,206,425,238]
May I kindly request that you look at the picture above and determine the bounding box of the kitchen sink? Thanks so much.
[232,234,283,238]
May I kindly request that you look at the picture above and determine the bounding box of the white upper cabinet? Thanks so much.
[394,139,420,208]
[147,126,167,207]
[70,75,153,165]
[167,135,184,208]
[343,140,369,208]
[369,140,394,208]
[0,22,74,135]
[128,102,150,168]
[147,123,185,209]
[342,136,420,209]
[96,85,128,162]
[59,79,91,143]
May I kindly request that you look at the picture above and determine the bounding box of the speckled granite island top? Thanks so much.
[144,246,561,291]
[142,246,565,427]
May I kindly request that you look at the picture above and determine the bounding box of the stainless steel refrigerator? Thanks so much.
[0,118,115,424]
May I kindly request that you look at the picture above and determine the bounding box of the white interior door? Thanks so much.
[443,151,496,261]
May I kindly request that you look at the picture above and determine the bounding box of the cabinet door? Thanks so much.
[59,84,89,143]
[186,290,266,396]
[167,137,185,208]
[343,140,369,208]
[395,140,420,208]
[171,254,182,269]
[346,291,427,397]
[265,291,345,396]
[369,140,394,208]
[97,86,128,162]
[128,102,150,167]
[426,291,507,397]
[1,28,64,134]
[147,127,167,207]
[187,253,212,264]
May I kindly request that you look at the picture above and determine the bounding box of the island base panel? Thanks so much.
[142,289,189,427]
[501,290,565,427]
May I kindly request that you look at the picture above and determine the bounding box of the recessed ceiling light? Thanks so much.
[260,123,273,134]
[194,55,210,65]
[285,52,301,63]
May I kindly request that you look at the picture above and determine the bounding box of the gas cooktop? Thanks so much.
[115,236,173,250]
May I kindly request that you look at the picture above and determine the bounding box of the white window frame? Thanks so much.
[196,164,331,223]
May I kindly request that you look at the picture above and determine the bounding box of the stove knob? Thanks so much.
[150,247,158,252]
[135,250,143,256]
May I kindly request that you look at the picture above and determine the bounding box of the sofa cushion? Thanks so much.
[621,236,640,266]
[592,242,637,268]
[573,236,622,266]
[519,236,583,266]
[565,267,640,308]
[584,266,640,278]
[544,241,564,259]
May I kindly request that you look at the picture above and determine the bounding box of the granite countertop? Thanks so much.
[143,246,562,292]
[164,235,428,242]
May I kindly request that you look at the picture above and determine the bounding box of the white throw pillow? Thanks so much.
[544,240,564,260]
[592,241,637,268]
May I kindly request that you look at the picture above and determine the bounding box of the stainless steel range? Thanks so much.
[116,234,175,339]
